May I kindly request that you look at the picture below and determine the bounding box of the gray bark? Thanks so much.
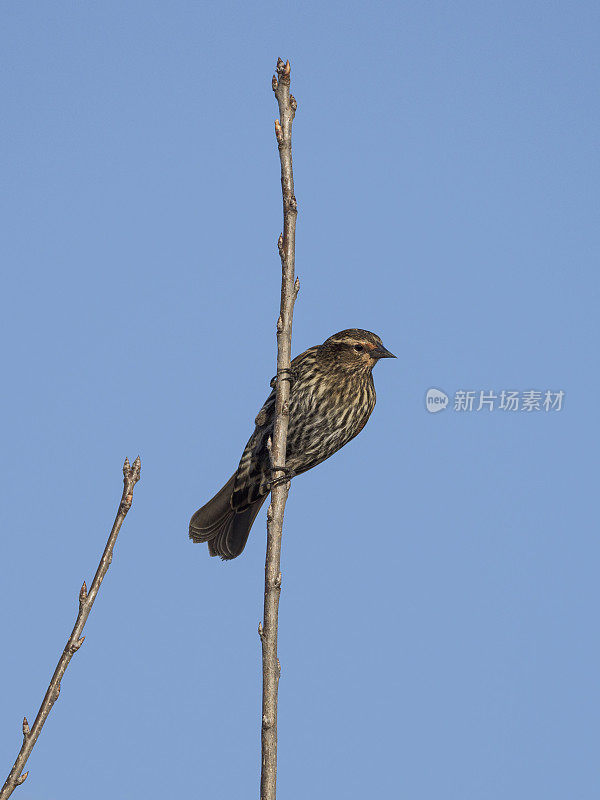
[259,58,299,800]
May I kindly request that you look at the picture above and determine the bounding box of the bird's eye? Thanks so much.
[354,344,364,352]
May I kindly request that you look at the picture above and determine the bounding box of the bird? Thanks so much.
[189,329,395,559]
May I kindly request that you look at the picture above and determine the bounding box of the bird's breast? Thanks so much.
[286,372,376,472]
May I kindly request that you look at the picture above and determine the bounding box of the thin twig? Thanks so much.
[260,57,299,800]
[0,456,142,800]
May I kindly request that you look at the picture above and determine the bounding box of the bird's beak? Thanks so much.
[371,343,396,360]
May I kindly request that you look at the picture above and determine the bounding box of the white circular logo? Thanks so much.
[426,388,449,413]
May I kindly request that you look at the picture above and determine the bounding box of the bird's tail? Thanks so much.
[189,474,266,560]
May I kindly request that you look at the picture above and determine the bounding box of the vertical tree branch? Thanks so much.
[0,457,142,800]
[259,58,299,800]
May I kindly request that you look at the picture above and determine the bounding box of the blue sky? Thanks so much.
[1,2,598,798]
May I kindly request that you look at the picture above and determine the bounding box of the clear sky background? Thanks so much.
[1,2,598,798]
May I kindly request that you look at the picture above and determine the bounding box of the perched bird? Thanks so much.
[189,329,395,559]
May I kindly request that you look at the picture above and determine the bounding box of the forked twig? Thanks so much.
[260,57,299,800]
[0,456,141,799]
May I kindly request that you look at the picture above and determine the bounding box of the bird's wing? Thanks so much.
[232,346,320,511]
[232,388,276,510]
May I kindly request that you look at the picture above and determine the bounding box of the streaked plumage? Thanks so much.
[189,329,395,559]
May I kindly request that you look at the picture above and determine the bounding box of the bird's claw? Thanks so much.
[270,368,296,389]
[268,465,296,489]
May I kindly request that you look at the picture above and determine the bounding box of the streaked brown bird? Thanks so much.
[189,329,395,559]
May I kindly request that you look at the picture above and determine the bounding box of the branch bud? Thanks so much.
[276,316,283,333]
[71,636,85,653]
[132,455,141,481]
[22,717,30,737]
[123,456,130,477]
[276,58,291,86]
[16,772,28,786]
[79,581,88,605]
[272,75,278,92]
[274,119,283,144]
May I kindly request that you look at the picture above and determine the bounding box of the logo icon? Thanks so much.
[426,388,449,413]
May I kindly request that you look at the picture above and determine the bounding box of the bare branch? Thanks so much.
[260,57,299,800]
[0,457,142,799]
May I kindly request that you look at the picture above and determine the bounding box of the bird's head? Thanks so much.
[320,329,396,373]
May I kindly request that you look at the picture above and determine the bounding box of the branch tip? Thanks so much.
[132,455,141,481]
[15,772,28,786]
[275,58,291,86]
[123,455,141,483]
